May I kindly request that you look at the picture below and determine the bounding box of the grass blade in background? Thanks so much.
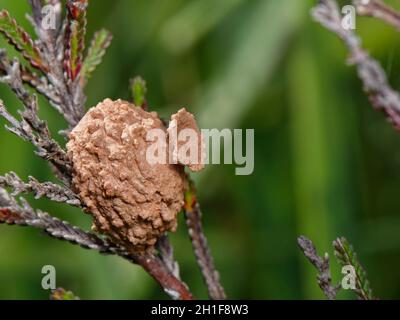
[160,0,244,54]
[196,0,306,131]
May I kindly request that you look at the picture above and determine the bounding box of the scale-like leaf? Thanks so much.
[0,10,47,72]
[80,29,112,84]
[129,76,147,108]
[333,237,374,300]
[64,0,88,81]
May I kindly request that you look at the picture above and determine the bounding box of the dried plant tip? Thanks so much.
[297,236,340,300]
[67,99,188,251]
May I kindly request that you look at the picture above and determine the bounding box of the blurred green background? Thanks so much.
[1,0,400,299]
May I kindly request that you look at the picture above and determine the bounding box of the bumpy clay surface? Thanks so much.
[67,99,187,250]
[168,108,205,172]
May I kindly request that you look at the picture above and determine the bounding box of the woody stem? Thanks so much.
[132,252,194,300]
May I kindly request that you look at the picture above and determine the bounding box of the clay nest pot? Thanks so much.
[67,99,204,251]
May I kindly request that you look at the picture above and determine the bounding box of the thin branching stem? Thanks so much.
[0,0,204,300]
[184,178,226,300]
[297,236,340,300]
[312,0,400,132]
[354,0,400,30]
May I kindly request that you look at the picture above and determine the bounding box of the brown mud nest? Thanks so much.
[67,99,204,251]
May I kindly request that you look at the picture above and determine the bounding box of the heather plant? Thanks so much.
[0,0,224,300]
[298,0,400,300]
[1,0,399,300]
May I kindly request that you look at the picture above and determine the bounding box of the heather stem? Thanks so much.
[184,179,226,300]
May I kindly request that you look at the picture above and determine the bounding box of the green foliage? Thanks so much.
[160,0,244,54]
[1,0,400,299]
[65,0,88,81]
[81,29,112,84]
[129,76,147,108]
[50,288,80,300]
[0,9,46,72]
[333,237,374,300]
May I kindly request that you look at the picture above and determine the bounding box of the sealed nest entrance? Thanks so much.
[67,99,203,251]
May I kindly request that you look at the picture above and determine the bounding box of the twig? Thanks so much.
[80,29,112,87]
[312,0,400,132]
[297,236,340,300]
[184,178,226,300]
[27,0,84,128]
[0,97,72,183]
[333,237,375,300]
[156,235,181,280]
[0,186,194,300]
[0,94,72,185]
[0,1,195,301]
[0,42,73,182]
[0,172,81,207]
[354,0,400,30]
[0,49,63,109]
[0,8,47,72]
[0,188,114,252]
[133,253,193,300]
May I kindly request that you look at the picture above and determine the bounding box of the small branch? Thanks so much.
[60,0,88,124]
[0,186,194,300]
[0,189,114,252]
[0,50,63,111]
[133,252,194,300]
[27,0,43,28]
[184,178,226,300]
[0,172,81,206]
[0,54,72,182]
[21,67,62,107]
[156,235,181,280]
[297,236,340,300]
[28,0,85,128]
[0,98,72,183]
[80,29,112,87]
[64,0,87,82]
[333,237,375,300]
[0,9,48,72]
[0,3,194,301]
[2,4,79,127]
[354,0,400,30]
[312,0,400,132]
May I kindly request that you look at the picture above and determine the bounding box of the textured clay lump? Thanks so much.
[168,108,205,172]
[67,99,203,251]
